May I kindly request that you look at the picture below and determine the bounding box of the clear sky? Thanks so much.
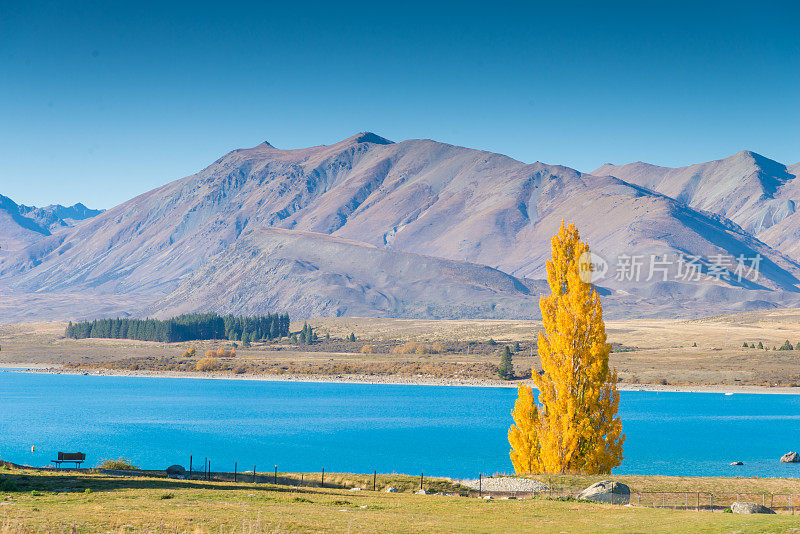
[2,0,798,208]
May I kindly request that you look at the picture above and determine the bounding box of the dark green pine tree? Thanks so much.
[498,345,513,380]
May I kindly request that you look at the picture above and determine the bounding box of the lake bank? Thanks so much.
[8,364,800,394]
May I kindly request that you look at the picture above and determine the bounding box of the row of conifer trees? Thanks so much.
[65,312,290,343]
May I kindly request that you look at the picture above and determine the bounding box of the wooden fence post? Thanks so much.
[321,467,325,488]
[373,470,377,491]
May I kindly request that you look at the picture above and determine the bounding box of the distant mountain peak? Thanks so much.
[343,132,393,145]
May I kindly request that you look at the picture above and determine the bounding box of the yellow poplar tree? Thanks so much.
[509,221,624,474]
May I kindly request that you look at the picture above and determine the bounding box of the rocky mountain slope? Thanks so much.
[0,194,102,253]
[1,134,798,322]
[594,152,800,251]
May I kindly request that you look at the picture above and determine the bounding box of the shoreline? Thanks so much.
[6,364,800,394]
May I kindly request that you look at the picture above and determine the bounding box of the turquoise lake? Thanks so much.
[2,370,800,479]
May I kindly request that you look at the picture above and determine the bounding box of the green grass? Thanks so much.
[1,468,800,533]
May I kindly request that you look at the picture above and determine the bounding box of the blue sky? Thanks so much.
[2,0,798,208]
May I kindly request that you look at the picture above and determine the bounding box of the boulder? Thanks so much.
[415,489,428,495]
[730,461,743,465]
[577,481,630,505]
[165,465,186,476]
[730,502,776,514]
[384,486,397,493]
[780,452,800,463]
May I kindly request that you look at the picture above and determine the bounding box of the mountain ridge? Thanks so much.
[1,134,798,322]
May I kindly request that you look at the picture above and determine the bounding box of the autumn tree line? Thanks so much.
[65,312,290,343]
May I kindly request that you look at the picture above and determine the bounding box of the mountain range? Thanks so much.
[1,133,798,323]
[0,195,102,252]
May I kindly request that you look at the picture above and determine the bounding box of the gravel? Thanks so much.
[458,477,548,493]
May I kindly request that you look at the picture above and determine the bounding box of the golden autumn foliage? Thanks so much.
[181,346,196,358]
[360,345,376,354]
[205,347,236,358]
[390,341,443,354]
[509,221,624,474]
[196,357,221,372]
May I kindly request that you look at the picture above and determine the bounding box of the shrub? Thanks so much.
[233,364,248,375]
[487,338,497,346]
[391,341,443,355]
[360,345,376,354]
[182,346,196,358]
[780,340,793,350]
[205,347,235,358]
[98,458,139,470]
[0,476,18,491]
[392,341,420,354]
[742,342,749,348]
[196,357,221,372]
[757,341,764,349]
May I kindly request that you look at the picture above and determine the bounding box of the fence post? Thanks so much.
[253,465,256,483]
[301,473,304,486]
[710,493,713,510]
[274,465,278,485]
[420,471,424,490]
[479,473,482,497]
[321,467,325,488]
[189,455,193,479]
[373,470,377,491]
[696,491,699,511]
[234,461,237,483]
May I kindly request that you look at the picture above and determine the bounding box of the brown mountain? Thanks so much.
[1,134,799,322]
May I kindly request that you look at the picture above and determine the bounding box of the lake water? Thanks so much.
[2,370,800,479]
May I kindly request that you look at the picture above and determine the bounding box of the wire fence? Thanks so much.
[77,455,800,515]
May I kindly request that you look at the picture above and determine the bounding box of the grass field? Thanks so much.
[2,467,800,533]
